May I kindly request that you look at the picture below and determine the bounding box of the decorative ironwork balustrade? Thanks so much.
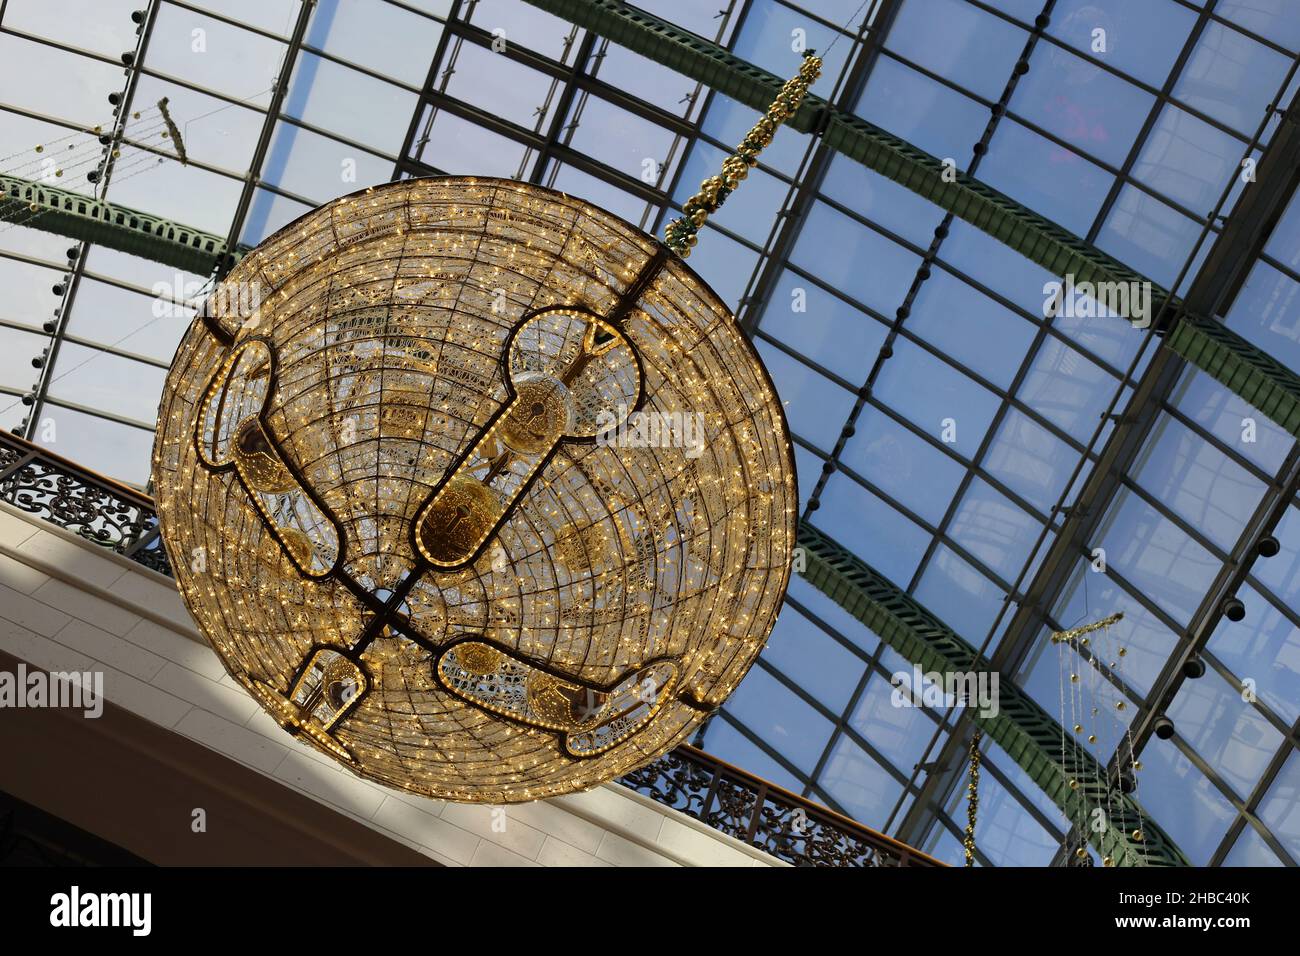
[619,744,943,866]
[0,429,939,867]
[0,432,170,576]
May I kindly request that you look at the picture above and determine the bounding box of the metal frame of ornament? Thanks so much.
[155,175,799,800]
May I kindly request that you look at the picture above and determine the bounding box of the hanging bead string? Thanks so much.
[664,51,822,258]
[1108,621,1147,861]
[963,729,982,866]
[1051,611,1124,864]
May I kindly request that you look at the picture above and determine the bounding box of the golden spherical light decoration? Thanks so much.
[152,177,797,803]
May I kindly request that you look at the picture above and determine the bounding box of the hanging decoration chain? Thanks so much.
[664,51,822,258]
[964,729,982,867]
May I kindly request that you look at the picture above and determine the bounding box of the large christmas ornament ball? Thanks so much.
[152,177,796,802]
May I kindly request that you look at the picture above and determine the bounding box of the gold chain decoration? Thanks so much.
[964,729,982,867]
[664,51,822,258]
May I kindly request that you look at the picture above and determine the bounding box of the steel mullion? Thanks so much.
[216,0,316,275]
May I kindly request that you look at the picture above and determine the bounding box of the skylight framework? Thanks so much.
[0,0,1297,866]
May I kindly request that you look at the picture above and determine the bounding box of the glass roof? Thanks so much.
[1,0,1297,866]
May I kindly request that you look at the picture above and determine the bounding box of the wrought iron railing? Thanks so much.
[0,430,940,867]
[0,431,170,576]
[619,744,943,866]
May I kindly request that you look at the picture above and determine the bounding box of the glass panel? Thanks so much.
[700,718,805,793]
[947,477,1044,585]
[547,163,656,227]
[63,278,192,363]
[761,609,865,715]
[0,36,126,125]
[856,57,990,165]
[198,0,302,36]
[1225,260,1300,375]
[1095,185,1204,289]
[1132,414,1266,553]
[1172,21,1292,136]
[462,0,578,63]
[147,6,285,107]
[130,73,266,176]
[820,153,947,250]
[783,575,881,657]
[0,258,64,330]
[33,404,155,487]
[982,408,1077,514]
[1209,583,1300,725]
[813,473,932,587]
[1170,367,1293,475]
[1017,335,1121,437]
[420,108,531,177]
[1166,670,1283,799]
[564,95,680,187]
[962,756,1060,866]
[1223,823,1284,866]
[754,340,856,453]
[443,41,554,130]
[758,270,888,385]
[1046,0,1198,87]
[282,53,416,154]
[306,0,443,87]
[1012,43,1154,168]
[885,0,1027,102]
[259,121,392,205]
[849,651,942,770]
[839,406,966,527]
[733,0,856,84]
[1133,104,1250,218]
[1256,750,1300,861]
[0,327,45,398]
[45,342,168,426]
[981,120,1113,237]
[906,269,1036,389]
[792,202,922,316]
[872,338,1002,461]
[239,187,313,245]
[1134,734,1239,865]
[3,0,140,56]
[914,544,1008,643]
[1098,488,1220,627]
[818,734,905,829]
[721,666,834,775]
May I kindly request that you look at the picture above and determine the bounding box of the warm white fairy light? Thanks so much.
[152,176,796,803]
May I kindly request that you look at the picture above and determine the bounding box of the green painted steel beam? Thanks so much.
[523,0,1172,312]
[0,174,244,276]
[797,522,1189,867]
[1167,312,1300,436]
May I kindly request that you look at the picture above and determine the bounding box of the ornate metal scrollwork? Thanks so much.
[0,433,169,576]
